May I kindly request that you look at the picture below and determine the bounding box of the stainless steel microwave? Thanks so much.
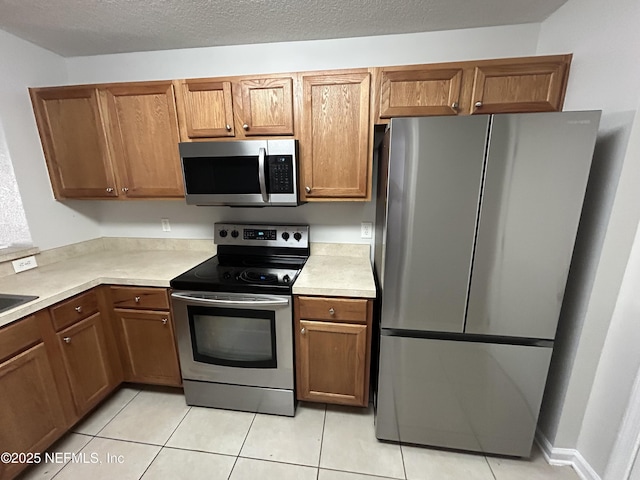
[179,139,301,207]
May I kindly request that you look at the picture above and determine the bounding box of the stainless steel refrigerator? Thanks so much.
[374,112,600,457]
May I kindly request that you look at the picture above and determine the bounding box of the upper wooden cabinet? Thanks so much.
[469,55,571,114]
[175,74,295,140]
[300,70,372,201]
[103,82,184,198]
[375,54,571,120]
[379,67,464,117]
[30,86,118,198]
[30,81,184,200]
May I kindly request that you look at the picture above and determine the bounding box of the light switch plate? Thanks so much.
[161,218,171,232]
[12,255,38,273]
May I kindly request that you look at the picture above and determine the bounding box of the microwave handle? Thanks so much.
[258,147,268,203]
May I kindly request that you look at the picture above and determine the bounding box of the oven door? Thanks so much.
[171,291,294,390]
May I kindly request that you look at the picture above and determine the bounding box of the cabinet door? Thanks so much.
[175,79,235,139]
[57,313,114,416]
[239,77,294,136]
[115,309,181,386]
[470,55,570,114]
[296,320,367,406]
[301,72,371,200]
[0,343,66,480]
[104,82,184,198]
[379,67,463,117]
[29,86,118,199]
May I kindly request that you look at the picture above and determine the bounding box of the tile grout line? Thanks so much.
[316,403,327,480]
[399,442,409,480]
[48,433,95,480]
[484,454,498,480]
[227,411,258,480]
[79,387,143,438]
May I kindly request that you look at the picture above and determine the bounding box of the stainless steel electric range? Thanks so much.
[170,223,309,416]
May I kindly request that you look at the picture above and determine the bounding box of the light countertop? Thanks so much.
[0,249,213,328]
[0,244,377,329]
[293,255,376,299]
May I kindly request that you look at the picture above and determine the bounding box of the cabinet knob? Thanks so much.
[243,124,249,131]
[162,318,168,325]
[122,187,129,193]
[106,187,114,193]
[225,124,232,131]
[63,337,71,344]
[475,101,483,108]
[305,186,311,194]
[134,296,141,303]
[329,307,335,315]
[451,102,459,110]
[300,327,306,335]
[75,306,82,313]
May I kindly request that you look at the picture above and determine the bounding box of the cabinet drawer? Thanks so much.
[298,296,368,323]
[0,315,42,362]
[51,291,99,332]
[110,287,169,310]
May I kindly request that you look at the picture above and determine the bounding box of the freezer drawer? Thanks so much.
[375,334,552,457]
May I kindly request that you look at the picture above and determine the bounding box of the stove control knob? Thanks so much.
[282,232,290,241]
[283,274,291,284]
[231,230,239,238]
[293,232,302,242]
[219,229,228,238]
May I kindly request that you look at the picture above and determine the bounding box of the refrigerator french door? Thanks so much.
[374,112,600,457]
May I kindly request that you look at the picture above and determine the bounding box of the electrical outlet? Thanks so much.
[161,218,171,232]
[361,222,373,239]
[12,255,38,273]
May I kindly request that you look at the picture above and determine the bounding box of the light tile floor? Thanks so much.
[20,385,580,480]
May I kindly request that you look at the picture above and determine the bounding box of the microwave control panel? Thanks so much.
[267,156,294,193]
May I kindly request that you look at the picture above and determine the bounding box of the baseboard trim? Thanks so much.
[536,430,601,480]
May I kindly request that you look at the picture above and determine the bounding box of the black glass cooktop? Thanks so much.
[170,254,306,295]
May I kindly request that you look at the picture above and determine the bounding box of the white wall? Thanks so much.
[61,24,541,245]
[535,0,640,475]
[0,29,102,250]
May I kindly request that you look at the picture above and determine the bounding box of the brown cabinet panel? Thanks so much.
[239,77,294,136]
[29,86,118,199]
[115,309,181,386]
[0,314,41,362]
[301,71,371,200]
[57,312,115,416]
[110,286,170,310]
[470,55,571,114]
[175,79,235,139]
[0,343,66,480]
[296,320,367,406]
[297,296,368,323]
[379,68,464,117]
[104,82,184,198]
[50,290,99,331]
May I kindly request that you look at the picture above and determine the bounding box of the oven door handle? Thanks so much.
[171,292,289,307]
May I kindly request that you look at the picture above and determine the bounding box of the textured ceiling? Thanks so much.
[0,0,568,57]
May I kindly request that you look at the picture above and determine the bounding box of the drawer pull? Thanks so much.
[134,296,141,303]
[75,306,82,313]
[162,318,168,325]
[329,308,335,315]
[63,337,71,344]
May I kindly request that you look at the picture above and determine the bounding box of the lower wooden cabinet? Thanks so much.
[0,343,66,480]
[56,312,116,417]
[114,309,181,386]
[109,286,181,387]
[294,296,373,406]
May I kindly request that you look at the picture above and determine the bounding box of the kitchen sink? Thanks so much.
[0,293,38,314]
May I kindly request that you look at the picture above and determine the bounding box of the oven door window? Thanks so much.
[188,306,277,368]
